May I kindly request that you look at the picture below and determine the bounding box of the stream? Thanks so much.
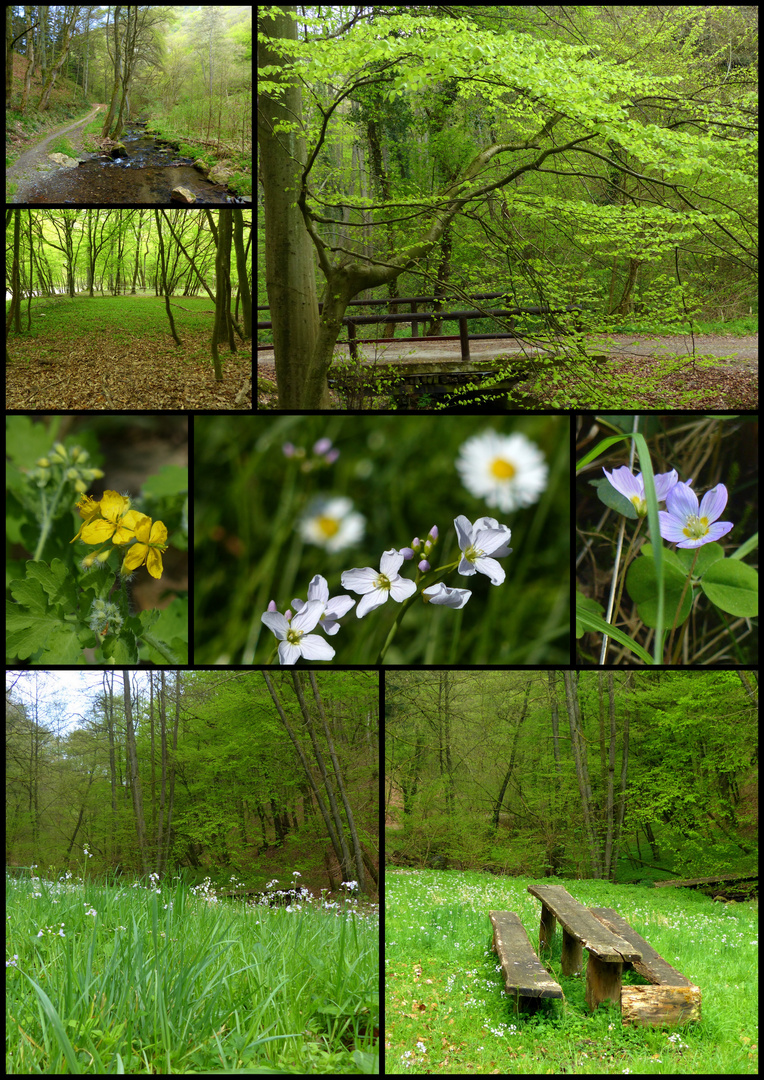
[18,121,247,205]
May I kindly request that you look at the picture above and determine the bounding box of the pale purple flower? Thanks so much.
[454,515,513,586]
[261,599,335,664]
[602,466,682,517]
[291,574,355,636]
[423,582,472,608]
[341,548,417,617]
[658,482,733,548]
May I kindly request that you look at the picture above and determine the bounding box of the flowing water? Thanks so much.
[20,122,247,205]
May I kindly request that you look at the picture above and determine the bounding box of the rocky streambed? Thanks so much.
[8,115,249,205]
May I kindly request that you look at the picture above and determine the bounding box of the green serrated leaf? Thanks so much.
[6,599,56,659]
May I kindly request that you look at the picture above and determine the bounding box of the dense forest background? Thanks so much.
[5,207,252,311]
[258,5,757,408]
[385,670,758,888]
[6,670,380,900]
[6,5,252,150]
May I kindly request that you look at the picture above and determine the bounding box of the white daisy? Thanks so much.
[298,496,365,552]
[456,431,548,512]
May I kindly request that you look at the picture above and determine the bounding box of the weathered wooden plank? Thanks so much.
[589,907,695,987]
[621,985,702,1026]
[489,911,563,1012]
[528,884,642,963]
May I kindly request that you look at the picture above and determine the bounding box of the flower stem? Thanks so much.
[374,560,460,664]
[140,631,179,665]
[666,549,699,663]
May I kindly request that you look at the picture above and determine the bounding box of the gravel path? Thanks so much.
[7,104,105,203]
[257,333,757,369]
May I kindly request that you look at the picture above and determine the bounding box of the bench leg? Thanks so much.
[539,905,556,953]
[585,954,622,1010]
[508,990,543,1015]
[561,928,583,976]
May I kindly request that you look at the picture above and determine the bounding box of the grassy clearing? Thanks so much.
[7,293,221,345]
[386,870,758,1074]
[6,871,379,1074]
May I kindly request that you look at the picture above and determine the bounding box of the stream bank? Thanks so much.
[8,116,249,205]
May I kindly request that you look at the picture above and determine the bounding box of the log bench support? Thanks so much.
[489,911,563,1014]
[590,907,701,1026]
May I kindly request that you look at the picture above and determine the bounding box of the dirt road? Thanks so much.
[257,333,757,371]
[7,104,105,203]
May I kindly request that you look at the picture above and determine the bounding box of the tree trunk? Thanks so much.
[153,210,182,346]
[257,7,324,408]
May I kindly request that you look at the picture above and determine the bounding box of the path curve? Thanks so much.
[7,104,105,203]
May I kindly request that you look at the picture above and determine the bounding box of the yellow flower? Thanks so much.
[121,516,168,579]
[74,490,143,546]
[70,492,103,542]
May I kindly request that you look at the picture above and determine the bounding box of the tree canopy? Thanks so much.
[258,5,757,408]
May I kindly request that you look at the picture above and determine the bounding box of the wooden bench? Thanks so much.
[589,907,701,1026]
[489,911,563,1013]
[527,884,642,1010]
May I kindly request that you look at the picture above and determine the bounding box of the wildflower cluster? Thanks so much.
[70,489,169,579]
[603,466,733,548]
[261,515,513,665]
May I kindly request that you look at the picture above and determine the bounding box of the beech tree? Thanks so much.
[257,6,756,409]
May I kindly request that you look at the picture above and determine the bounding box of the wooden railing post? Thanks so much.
[459,317,471,362]
[347,321,357,360]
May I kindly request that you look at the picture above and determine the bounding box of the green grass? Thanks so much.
[6,870,378,1074]
[386,869,758,1073]
[6,293,219,343]
[46,135,78,156]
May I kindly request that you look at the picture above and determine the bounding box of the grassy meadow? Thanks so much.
[6,870,379,1074]
[385,869,758,1074]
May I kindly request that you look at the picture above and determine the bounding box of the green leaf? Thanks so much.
[594,476,637,518]
[626,553,693,629]
[575,597,653,664]
[142,465,188,498]
[575,592,603,638]
[700,559,758,617]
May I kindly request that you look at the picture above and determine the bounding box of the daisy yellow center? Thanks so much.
[490,457,516,480]
[682,514,709,540]
[317,515,340,538]
[374,573,391,591]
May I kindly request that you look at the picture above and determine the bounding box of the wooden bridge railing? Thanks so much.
[257,291,583,363]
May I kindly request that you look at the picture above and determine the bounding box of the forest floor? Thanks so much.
[257,333,757,409]
[7,296,252,410]
[6,103,106,203]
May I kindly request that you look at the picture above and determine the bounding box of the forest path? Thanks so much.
[6,104,105,203]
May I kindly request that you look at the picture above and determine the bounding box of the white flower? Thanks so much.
[454,515,512,586]
[341,549,417,617]
[456,430,547,512]
[261,599,335,665]
[298,496,365,553]
[422,582,472,608]
[292,574,355,635]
